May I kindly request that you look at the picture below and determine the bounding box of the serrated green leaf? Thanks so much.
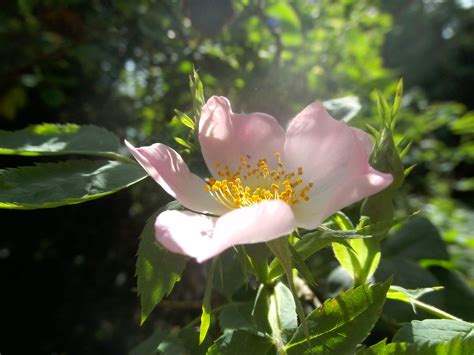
[393,319,474,346]
[136,203,187,324]
[358,336,474,355]
[206,330,274,355]
[285,279,391,354]
[0,123,126,160]
[200,258,217,344]
[0,160,146,209]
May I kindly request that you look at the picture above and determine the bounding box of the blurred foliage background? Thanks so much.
[0,0,473,353]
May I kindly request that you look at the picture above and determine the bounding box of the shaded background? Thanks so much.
[1,0,473,353]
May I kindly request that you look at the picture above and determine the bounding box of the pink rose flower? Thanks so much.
[126,96,393,263]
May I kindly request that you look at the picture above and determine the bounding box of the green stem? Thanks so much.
[410,298,463,322]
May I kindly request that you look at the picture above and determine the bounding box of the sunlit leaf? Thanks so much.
[0,124,124,160]
[0,160,146,209]
[285,279,391,354]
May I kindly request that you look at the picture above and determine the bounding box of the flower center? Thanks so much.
[204,152,314,209]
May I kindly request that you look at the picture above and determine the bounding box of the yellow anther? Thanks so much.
[204,152,313,208]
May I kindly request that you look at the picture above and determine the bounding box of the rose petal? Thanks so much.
[154,200,296,263]
[199,96,285,176]
[126,140,227,215]
[202,200,296,262]
[155,210,217,257]
[283,101,357,183]
[291,130,393,229]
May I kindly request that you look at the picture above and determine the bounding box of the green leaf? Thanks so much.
[174,137,192,149]
[219,302,260,334]
[267,238,308,342]
[269,282,297,346]
[175,109,195,129]
[285,279,391,354]
[268,229,368,280]
[429,267,474,321]
[383,217,449,261]
[333,237,381,285]
[386,285,461,320]
[213,249,247,300]
[393,319,474,346]
[0,124,126,160]
[136,202,187,324]
[0,160,147,209]
[387,285,444,312]
[129,329,169,355]
[391,78,404,119]
[358,336,474,355]
[200,258,218,344]
[207,330,274,355]
[190,67,205,118]
[376,91,391,125]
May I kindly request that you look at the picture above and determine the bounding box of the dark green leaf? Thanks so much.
[0,160,147,209]
[136,203,187,324]
[207,330,274,355]
[393,319,474,346]
[285,279,391,354]
[219,303,260,333]
[213,249,247,300]
[430,267,474,321]
[129,329,169,355]
[0,124,125,159]
[383,217,449,261]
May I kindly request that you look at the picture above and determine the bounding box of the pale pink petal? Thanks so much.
[283,101,359,183]
[125,140,227,215]
[291,130,393,229]
[155,210,217,258]
[198,200,296,262]
[352,128,374,156]
[199,96,285,176]
[154,200,296,263]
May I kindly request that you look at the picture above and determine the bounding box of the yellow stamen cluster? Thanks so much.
[204,153,314,209]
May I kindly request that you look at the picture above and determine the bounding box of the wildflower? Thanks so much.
[126,96,392,262]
